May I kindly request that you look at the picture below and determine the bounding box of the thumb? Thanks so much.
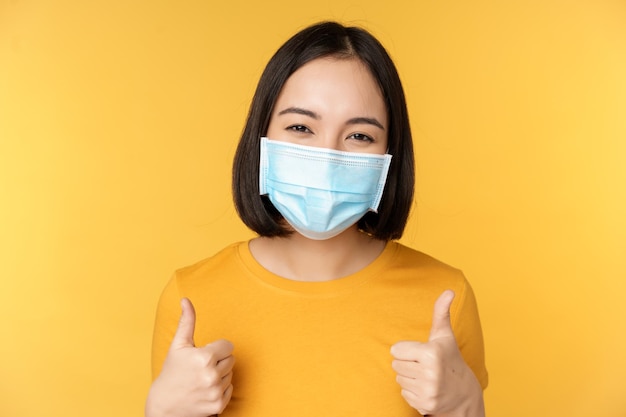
[171,297,196,349]
[428,290,456,341]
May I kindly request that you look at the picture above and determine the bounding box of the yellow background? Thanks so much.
[1,0,625,415]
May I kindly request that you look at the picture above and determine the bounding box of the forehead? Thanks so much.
[274,57,387,121]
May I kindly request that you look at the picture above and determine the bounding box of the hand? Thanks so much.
[391,290,484,416]
[146,298,235,417]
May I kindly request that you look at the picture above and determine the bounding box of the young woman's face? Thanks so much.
[266,57,388,154]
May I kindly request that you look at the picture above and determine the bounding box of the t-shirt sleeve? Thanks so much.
[452,276,489,389]
[150,274,182,380]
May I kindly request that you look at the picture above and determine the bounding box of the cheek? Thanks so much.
[375,135,389,154]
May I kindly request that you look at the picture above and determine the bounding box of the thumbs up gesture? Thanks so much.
[390,290,484,417]
[146,298,235,417]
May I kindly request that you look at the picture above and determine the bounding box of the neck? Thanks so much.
[249,226,387,282]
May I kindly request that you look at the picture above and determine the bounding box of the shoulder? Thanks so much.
[379,242,478,314]
[392,242,459,268]
[386,241,466,284]
[173,241,247,289]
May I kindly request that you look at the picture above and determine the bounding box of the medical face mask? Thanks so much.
[259,137,392,240]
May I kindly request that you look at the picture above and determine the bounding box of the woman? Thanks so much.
[146,21,488,417]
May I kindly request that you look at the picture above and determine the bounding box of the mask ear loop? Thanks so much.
[371,154,392,212]
[259,137,270,195]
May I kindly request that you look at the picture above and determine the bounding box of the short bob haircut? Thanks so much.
[232,21,414,241]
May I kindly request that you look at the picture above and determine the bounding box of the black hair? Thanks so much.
[232,21,414,240]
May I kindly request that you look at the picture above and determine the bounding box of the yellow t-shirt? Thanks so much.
[151,240,488,416]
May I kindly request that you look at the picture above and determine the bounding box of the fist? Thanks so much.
[391,290,481,416]
[146,298,235,417]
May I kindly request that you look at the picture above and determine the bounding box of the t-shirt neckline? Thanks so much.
[236,240,400,296]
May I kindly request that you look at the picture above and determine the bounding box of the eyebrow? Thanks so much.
[278,107,320,119]
[347,116,385,131]
[277,107,385,131]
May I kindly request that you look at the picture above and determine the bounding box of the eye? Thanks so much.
[287,125,313,134]
[347,133,374,143]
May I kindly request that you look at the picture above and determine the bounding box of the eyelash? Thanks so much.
[287,125,312,134]
[348,133,374,143]
[286,125,374,143]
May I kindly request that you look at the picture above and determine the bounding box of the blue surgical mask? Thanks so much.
[259,137,392,240]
